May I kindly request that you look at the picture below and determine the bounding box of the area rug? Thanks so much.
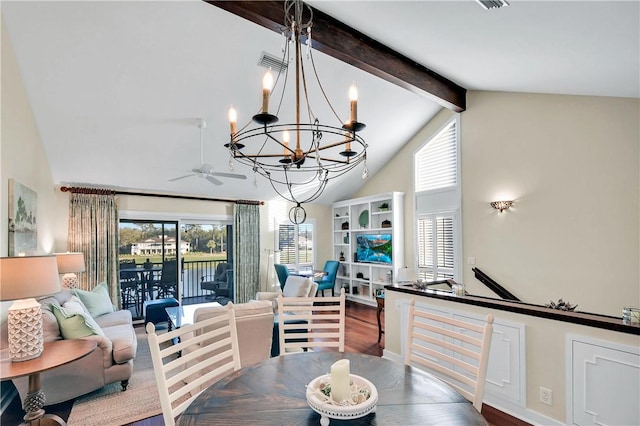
[67,326,161,426]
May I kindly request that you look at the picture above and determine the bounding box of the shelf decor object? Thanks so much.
[225,0,368,224]
[358,210,369,228]
[0,255,61,362]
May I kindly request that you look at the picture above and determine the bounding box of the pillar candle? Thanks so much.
[330,359,350,402]
[262,69,273,114]
[349,83,358,123]
[228,106,237,136]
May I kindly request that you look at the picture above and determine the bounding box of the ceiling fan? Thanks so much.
[169,118,247,186]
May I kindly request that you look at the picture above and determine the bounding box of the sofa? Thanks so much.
[3,287,138,405]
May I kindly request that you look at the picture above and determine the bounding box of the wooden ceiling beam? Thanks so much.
[205,0,466,112]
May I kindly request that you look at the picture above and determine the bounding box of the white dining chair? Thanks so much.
[405,298,493,412]
[146,304,241,426]
[277,287,345,355]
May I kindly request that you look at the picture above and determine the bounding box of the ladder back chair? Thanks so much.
[277,288,345,355]
[146,304,241,426]
[405,298,493,412]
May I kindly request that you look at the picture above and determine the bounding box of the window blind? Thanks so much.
[415,120,457,192]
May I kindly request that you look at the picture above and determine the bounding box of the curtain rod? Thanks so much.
[59,186,264,205]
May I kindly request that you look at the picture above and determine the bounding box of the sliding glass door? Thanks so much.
[118,220,179,318]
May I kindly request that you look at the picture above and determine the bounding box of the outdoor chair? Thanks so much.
[405,298,493,412]
[200,262,232,301]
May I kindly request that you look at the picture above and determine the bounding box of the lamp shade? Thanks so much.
[55,252,86,274]
[0,255,61,301]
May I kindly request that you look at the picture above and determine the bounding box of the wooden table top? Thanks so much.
[0,339,97,380]
[179,351,487,425]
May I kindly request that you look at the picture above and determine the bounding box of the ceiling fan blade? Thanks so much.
[205,175,223,186]
[169,173,196,182]
[210,172,247,180]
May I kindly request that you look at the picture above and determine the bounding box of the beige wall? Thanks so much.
[356,91,639,318]
[0,18,61,321]
[461,91,639,317]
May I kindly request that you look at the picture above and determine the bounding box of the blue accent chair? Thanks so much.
[274,264,290,289]
[315,260,340,296]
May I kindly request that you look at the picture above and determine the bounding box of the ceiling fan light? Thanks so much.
[476,0,509,10]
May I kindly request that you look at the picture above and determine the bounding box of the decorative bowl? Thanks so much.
[306,374,378,426]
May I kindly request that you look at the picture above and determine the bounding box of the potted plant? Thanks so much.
[339,251,345,261]
[379,202,389,212]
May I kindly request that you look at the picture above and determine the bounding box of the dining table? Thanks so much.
[178,351,487,425]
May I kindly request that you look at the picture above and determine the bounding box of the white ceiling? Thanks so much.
[2,0,638,204]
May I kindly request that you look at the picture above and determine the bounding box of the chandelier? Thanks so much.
[226,0,367,224]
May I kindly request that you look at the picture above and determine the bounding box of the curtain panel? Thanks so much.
[67,193,120,306]
[233,203,260,303]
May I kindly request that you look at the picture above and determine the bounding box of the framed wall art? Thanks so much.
[8,178,37,256]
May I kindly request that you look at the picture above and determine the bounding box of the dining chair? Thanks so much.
[314,260,340,296]
[404,298,493,412]
[146,304,241,426]
[277,287,345,355]
[274,263,290,288]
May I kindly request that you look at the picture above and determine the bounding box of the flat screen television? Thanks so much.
[356,234,392,264]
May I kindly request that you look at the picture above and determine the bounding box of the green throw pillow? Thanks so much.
[51,304,105,339]
[72,283,114,317]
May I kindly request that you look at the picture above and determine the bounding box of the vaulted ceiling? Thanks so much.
[2,1,638,204]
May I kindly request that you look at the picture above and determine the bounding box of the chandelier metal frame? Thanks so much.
[226,0,367,223]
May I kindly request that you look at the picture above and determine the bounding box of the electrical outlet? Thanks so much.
[540,387,553,406]
[467,257,476,265]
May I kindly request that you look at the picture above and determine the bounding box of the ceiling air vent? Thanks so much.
[258,52,288,74]
[476,0,509,10]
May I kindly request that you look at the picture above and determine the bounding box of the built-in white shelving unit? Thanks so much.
[332,192,404,306]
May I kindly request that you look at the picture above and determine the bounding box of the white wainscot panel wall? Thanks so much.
[567,335,640,425]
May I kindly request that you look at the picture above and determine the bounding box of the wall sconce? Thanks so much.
[490,200,513,213]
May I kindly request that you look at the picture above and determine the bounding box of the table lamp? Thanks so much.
[55,252,85,289]
[0,256,61,362]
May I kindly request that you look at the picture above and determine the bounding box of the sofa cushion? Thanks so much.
[282,276,313,297]
[72,283,114,318]
[103,324,137,364]
[63,295,91,316]
[51,304,105,339]
[94,309,132,329]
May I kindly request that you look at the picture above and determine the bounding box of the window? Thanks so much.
[277,221,315,271]
[417,213,455,280]
[414,117,461,281]
[415,119,457,193]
